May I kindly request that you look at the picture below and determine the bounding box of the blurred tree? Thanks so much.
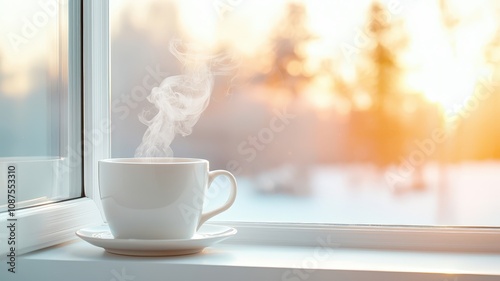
[261,2,315,96]
[347,1,434,189]
[351,2,407,165]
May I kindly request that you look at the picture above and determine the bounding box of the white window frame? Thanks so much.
[0,0,82,212]
[0,0,106,255]
[2,0,500,257]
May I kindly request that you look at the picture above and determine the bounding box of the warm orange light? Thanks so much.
[108,0,499,116]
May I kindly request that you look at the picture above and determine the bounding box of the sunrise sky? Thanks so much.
[109,0,499,113]
[1,0,499,112]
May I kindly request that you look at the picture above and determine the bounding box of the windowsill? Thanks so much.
[11,237,500,281]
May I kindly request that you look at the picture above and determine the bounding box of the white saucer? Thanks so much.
[76,224,237,257]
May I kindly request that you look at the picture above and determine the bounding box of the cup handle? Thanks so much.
[197,170,237,230]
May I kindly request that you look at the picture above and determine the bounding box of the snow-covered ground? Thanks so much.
[209,162,500,226]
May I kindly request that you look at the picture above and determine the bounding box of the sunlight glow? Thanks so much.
[402,0,496,111]
[305,75,336,109]
[108,0,499,115]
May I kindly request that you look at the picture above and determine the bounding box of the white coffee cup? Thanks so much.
[98,158,237,240]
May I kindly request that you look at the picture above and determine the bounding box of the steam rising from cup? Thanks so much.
[134,40,236,158]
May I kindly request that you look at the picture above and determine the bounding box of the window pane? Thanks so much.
[110,0,500,226]
[0,0,81,211]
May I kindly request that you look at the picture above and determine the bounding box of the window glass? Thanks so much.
[0,0,81,211]
[110,0,500,226]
